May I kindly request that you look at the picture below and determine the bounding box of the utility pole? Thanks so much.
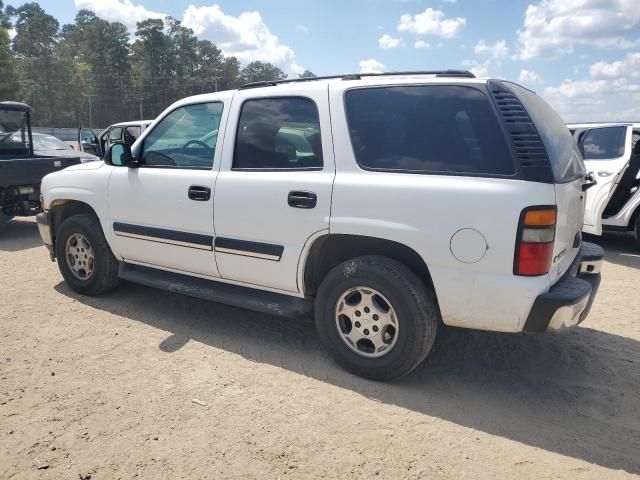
[82,92,97,128]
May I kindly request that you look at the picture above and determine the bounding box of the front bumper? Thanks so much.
[523,242,604,332]
[36,211,55,260]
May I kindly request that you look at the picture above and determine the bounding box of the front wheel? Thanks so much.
[55,214,120,295]
[634,216,640,250]
[315,256,438,381]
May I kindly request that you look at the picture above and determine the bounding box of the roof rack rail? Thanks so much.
[238,69,475,90]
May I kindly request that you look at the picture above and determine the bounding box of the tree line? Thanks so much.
[0,2,315,128]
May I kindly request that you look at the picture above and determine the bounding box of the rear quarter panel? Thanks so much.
[328,79,555,332]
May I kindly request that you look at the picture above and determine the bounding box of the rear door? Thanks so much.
[578,125,632,234]
[213,83,334,293]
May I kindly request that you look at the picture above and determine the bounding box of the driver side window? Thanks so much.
[141,102,223,169]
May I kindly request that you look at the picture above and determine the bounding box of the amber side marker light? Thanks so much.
[515,206,557,276]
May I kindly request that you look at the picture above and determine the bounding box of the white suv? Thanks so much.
[37,71,603,380]
[568,122,640,247]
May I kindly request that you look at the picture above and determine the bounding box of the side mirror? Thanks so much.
[582,171,597,191]
[105,142,138,167]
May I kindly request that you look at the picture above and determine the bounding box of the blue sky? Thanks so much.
[15,0,640,121]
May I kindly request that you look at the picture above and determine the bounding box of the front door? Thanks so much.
[78,128,101,157]
[579,125,632,234]
[213,85,335,293]
[107,101,226,277]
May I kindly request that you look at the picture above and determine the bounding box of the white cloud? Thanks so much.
[182,5,303,74]
[443,0,457,3]
[398,8,466,38]
[474,40,509,60]
[589,52,640,79]
[359,59,386,74]
[74,0,304,75]
[8,28,16,40]
[74,0,164,33]
[463,59,491,78]
[414,40,431,49]
[295,25,309,34]
[516,0,640,60]
[542,53,640,121]
[379,34,402,49]
[519,69,544,85]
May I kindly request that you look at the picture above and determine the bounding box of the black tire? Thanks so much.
[55,214,120,295]
[635,216,640,250]
[314,255,438,381]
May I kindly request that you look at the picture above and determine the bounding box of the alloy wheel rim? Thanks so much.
[65,233,95,281]
[335,286,399,358]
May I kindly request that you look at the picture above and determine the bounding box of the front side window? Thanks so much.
[141,102,223,168]
[580,127,627,160]
[109,127,123,144]
[345,85,515,175]
[234,97,323,170]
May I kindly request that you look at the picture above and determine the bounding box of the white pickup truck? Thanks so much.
[37,71,603,380]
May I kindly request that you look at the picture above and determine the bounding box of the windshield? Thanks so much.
[0,110,31,155]
[31,134,73,151]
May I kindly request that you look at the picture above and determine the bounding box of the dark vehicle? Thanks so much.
[28,133,97,163]
[0,102,82,230]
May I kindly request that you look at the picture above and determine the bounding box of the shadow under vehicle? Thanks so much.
[0,102,83,230]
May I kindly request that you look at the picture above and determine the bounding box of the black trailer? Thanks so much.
[0,102,82,229]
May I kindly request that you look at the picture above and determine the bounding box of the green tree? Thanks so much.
[59,10,131,126]
[6,3,68,125]
[240,61,287,84]
[0,27,19,100]
[299,70,316,78]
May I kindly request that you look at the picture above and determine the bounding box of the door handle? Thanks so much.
[288,191,317,209]
[598,171,614,177]
[188,185,211,201]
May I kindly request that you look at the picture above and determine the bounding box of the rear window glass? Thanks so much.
[506,82,585,181]
[344,85,515,176]
[580,127,626,160]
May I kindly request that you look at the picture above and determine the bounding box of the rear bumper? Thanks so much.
[523,242,604,332]
[36,211,55,260]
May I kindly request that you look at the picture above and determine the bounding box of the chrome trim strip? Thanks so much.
[115,231,213,251]
[214,246,281,261]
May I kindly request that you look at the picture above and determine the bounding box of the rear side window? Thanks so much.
[506,82,585,181]
[234,97,323,170]
[344,85,515,176]
[580,127,626,160]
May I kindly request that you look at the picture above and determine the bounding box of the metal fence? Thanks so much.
[32,127,105,142]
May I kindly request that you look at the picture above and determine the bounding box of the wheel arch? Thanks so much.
[49,200,101,254]
[302,234,437,299]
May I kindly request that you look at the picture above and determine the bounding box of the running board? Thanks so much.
[118,263,312,318]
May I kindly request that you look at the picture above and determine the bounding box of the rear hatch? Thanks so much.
[504,83,587,281]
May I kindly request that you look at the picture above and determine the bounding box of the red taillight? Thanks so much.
[515,206,557,276]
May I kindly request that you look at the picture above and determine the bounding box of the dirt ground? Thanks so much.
[1,217,639,479]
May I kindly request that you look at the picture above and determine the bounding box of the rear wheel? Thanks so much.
[55,214,119,295]
[634,215,640,249]
[315,255,438,381]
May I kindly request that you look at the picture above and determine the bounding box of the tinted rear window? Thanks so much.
[580,127,626,160]
[506,82,585,182]
[345,85,515,176]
